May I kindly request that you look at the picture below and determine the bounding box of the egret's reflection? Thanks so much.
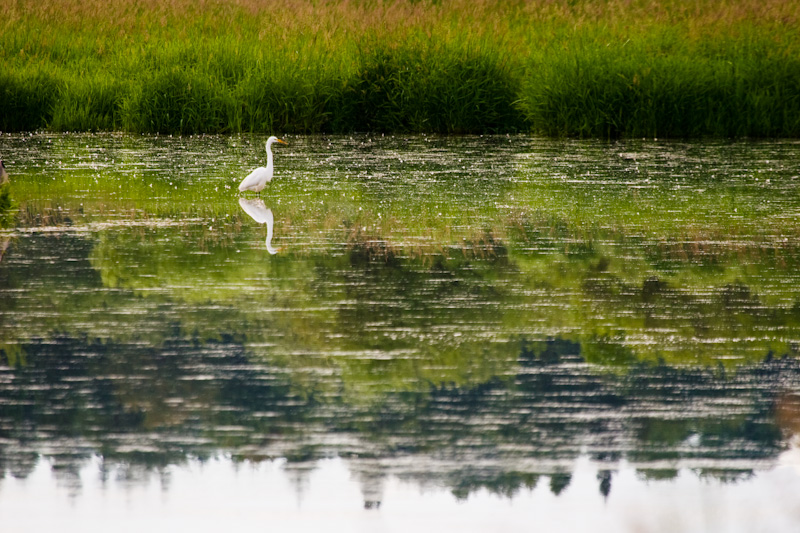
[238,197,280,255]
[0,238,10,263]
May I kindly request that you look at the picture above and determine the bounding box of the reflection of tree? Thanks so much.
[282,460,317,505]
[0,333,310,482]
[3,232,800,500]
[349,458,386,509]
[77,212,800,372]
[598,470,612,498]
[549,473,571,495]
[1,330,798,499]
[450,470,539,500]
[637,469,679,482]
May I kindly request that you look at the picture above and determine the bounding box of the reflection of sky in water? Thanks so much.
[3,453,800,533]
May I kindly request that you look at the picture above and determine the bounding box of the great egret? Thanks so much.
[238,136,288,192]
[239,198,280,254]
[0,160,8,185]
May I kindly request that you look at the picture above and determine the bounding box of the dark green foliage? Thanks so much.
[523,49,800,138]
[2,34,799,137]
[0,67,61,132]
[121,44,527,135]
[126,67,230,134]
[234,72,333,134]
[333,46,526,133]
[52,77,125,132]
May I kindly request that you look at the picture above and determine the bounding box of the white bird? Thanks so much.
[239,198,280,254]
[238,136,288,192]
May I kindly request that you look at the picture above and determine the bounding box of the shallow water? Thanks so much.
[2,134,800,531]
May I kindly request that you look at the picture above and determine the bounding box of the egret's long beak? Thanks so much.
[277,139,288,145]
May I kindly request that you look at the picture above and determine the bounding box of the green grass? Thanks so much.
[1,0,800,137]
[332,43,525,133]
[0,64,62,132]
[523,34,800,137]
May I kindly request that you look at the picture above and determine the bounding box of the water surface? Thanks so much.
[1,134,800,531]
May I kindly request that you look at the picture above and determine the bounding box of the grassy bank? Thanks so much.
[1,0,799,137]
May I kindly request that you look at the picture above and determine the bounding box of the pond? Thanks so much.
[1,133,800,531]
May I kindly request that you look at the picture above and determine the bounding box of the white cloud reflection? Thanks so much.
[3,450,800,533]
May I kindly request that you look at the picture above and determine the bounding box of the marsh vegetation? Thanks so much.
[2,0,799,136]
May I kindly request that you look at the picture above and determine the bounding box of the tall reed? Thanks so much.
[1,0,799,137]
[0,66,62,132]
[522,28,800,137]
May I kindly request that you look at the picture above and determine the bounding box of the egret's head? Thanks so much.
[266,136,288,147]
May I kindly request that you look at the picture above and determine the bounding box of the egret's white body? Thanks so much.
[238,136,287,192]
[0,160,8,185]
[239,198,280,254]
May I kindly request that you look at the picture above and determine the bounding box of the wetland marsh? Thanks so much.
[1,133,800,530]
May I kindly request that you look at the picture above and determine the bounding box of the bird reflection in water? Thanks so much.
[238,197,280,255]
[0,160,9,185]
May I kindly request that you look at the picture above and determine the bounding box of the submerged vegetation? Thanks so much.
[1,0,800,137]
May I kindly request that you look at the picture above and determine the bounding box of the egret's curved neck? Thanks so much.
[265,141,274,168]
